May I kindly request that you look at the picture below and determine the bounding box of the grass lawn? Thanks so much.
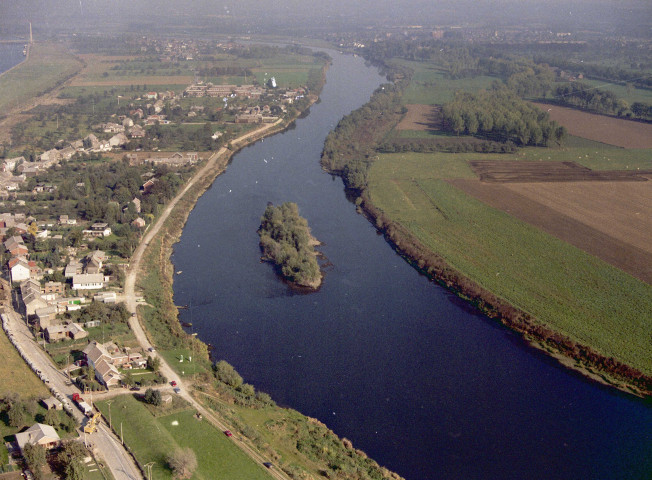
[367,153,652,374]
[0,42,82,112]
[95,395,269,480]
[0,329,49,399]
[392,59,499,105]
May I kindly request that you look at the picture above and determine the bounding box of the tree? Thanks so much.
[213,360,243,389]
[121,371,135,388]
[146,355,161,372]
[167,448,197,479]
[44,408,60,427]
[23,443,46,480]
[8,403,28,428]
[144,388,162,406]
[58,441,87,480]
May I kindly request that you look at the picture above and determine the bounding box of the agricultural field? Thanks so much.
[95,395,269,480]
[366,152,652,375]
[0,328,49,398]
[391,59,499,105]
[532,102,652,148]
[395,104,441,131]
[0,42,83,112]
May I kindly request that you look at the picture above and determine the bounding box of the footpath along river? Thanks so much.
[171,51,651,479]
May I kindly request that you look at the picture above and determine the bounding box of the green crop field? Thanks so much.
[0,42,82,112]
[96,395,269,480]
[367,153,652,374]
[392,59,499,105]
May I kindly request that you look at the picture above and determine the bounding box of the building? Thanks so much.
[84,250,106,274]
[9,257,30,283]
[64,261,83,278]
[83,223,111,237]
[35,306,57,329]
[44,281,65,296]
[41,397,63,410]
[15,423,61,454]
[72,273,105,290]
[20,278,47,317]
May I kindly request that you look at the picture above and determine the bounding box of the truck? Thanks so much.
[72,393,93,417]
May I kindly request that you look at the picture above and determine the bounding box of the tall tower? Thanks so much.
[29,22,33,44]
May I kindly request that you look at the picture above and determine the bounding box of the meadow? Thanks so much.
[95,395,269,480]
[391,59,499,104]
[366,152,652,375]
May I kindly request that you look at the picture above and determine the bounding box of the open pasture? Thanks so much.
[0,328,49,398]
[396,104,441,131]
[532,102,652,148]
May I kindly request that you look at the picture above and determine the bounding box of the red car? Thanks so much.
[170,381,177,387]
[224,430,232,437]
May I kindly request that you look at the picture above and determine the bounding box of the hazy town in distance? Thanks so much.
[0,1,650,480]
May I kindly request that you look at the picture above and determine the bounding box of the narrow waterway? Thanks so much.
[172,52,651,480]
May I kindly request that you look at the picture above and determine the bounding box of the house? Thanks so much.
[4,235,24,252]
[15,423,61,454]
[131,217,146,229]
[93,291,116,303]
[40,149,62,163]
[41,397,63,410]
[94,358,122,387]
[83,222,111,238]
[132,197,141,213]
[44,324,67,342]
[64,261,83,278]
[35,306,58,329]
[109,133,129,148]
[72,273,105,290]
[59,146,76,160]
[3,156,24,172]
[84,250,105,274]
[67,322,88,340]
[44,281,65,296]
[141,178,157,193]
[9,257,31,283]
[20,279,47,317]
[129,125,146,138]
[8,243,29,257]
[83,134,100,150]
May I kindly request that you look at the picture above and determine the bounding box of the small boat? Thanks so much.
[181,322,192,328]
[176,304,189,310]
[176,270,182,275]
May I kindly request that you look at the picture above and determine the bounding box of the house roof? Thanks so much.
[83,341,110,365]
[42,397,62,409]
[72,273,104,285]
[15,423,60,451]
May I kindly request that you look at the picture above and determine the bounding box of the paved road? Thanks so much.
[1,306,142,480]
[123,127,290,480]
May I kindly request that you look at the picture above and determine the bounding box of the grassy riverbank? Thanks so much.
[0,41,82,113]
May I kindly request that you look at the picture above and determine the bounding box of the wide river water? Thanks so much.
[172,51,651,479]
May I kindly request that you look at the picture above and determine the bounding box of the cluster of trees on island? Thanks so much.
[258,202,321,288]
[441,88,567,146]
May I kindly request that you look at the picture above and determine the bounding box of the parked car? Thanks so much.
[263,462,273,469]
[224,430,232,437]
[173,387,181,394]
[170,381,177,387]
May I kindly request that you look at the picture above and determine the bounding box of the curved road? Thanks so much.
[124,122,290,480]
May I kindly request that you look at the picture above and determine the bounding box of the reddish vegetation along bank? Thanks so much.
[358,194,652,396]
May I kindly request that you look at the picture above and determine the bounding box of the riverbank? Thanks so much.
[357,194,651,397]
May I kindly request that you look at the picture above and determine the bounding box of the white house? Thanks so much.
[15,423,61,454]
[10,258,31,283]
[72,273,105,290]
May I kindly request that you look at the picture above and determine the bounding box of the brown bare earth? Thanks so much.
[449,177,652,284]
[396,104,441,131]
[532,102,652,148]
[469,160,652,182]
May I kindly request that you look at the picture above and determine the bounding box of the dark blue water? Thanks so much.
[172,52,651,480]
[0,43,26,75]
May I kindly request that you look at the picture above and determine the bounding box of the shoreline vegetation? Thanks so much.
[258,202,322,290]
[320,60,651,397]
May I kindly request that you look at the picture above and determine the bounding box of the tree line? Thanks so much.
[441,88,566,146]
[258,202,320,288]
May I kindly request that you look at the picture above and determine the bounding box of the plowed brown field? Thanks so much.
[532,102,652,148]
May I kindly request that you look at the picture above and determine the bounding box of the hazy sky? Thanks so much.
[0,0,649,36]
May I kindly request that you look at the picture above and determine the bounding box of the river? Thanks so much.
[171,52,651,479]
[0,43,26,76]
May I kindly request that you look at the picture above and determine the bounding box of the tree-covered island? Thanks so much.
[258,202,322,289]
